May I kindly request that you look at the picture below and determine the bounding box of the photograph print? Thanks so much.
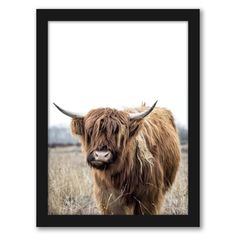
[37,9,199,227]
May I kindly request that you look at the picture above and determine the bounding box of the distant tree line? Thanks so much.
[177,125,188,145]
[48,124,188,147]
[48,126,79,147]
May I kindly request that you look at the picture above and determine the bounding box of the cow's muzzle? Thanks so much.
[87,150,114,170]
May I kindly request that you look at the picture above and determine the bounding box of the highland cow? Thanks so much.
[54,101,180,215]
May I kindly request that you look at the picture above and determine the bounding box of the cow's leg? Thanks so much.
[133,200,157,215]
[94,188,128,215]
[134,201,143,214]
[133,194,164,215]
[98,202,129,215]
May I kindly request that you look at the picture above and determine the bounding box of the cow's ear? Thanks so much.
[71,118,84,136]
[129,119,143,137]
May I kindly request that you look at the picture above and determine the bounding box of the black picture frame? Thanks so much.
[37,9,200,227]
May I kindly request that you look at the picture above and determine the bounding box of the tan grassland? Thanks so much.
[48,145,188,215]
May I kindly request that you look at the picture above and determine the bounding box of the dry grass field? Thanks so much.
[48,145,188,215]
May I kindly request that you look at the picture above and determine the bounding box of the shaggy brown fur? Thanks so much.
[71,104,180,215]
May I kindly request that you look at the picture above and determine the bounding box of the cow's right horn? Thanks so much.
[53,103,85,118]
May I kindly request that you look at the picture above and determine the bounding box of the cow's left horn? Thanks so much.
[129,100,158,120]
[53,103,85,118]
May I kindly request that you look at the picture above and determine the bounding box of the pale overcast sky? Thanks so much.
[48,22,188,128]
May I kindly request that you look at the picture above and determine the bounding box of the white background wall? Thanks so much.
[0,0,236,235]
[49,21,188,127]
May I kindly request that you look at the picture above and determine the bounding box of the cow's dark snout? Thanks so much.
[87,154,95,163]
[87,150,113,170]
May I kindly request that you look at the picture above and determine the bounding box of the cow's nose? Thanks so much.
[94,150,112,162]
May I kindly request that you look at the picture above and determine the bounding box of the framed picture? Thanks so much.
[37,9,200,227]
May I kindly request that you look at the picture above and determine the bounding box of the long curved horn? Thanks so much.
[53,103,85,118]
[129,100,158,120]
